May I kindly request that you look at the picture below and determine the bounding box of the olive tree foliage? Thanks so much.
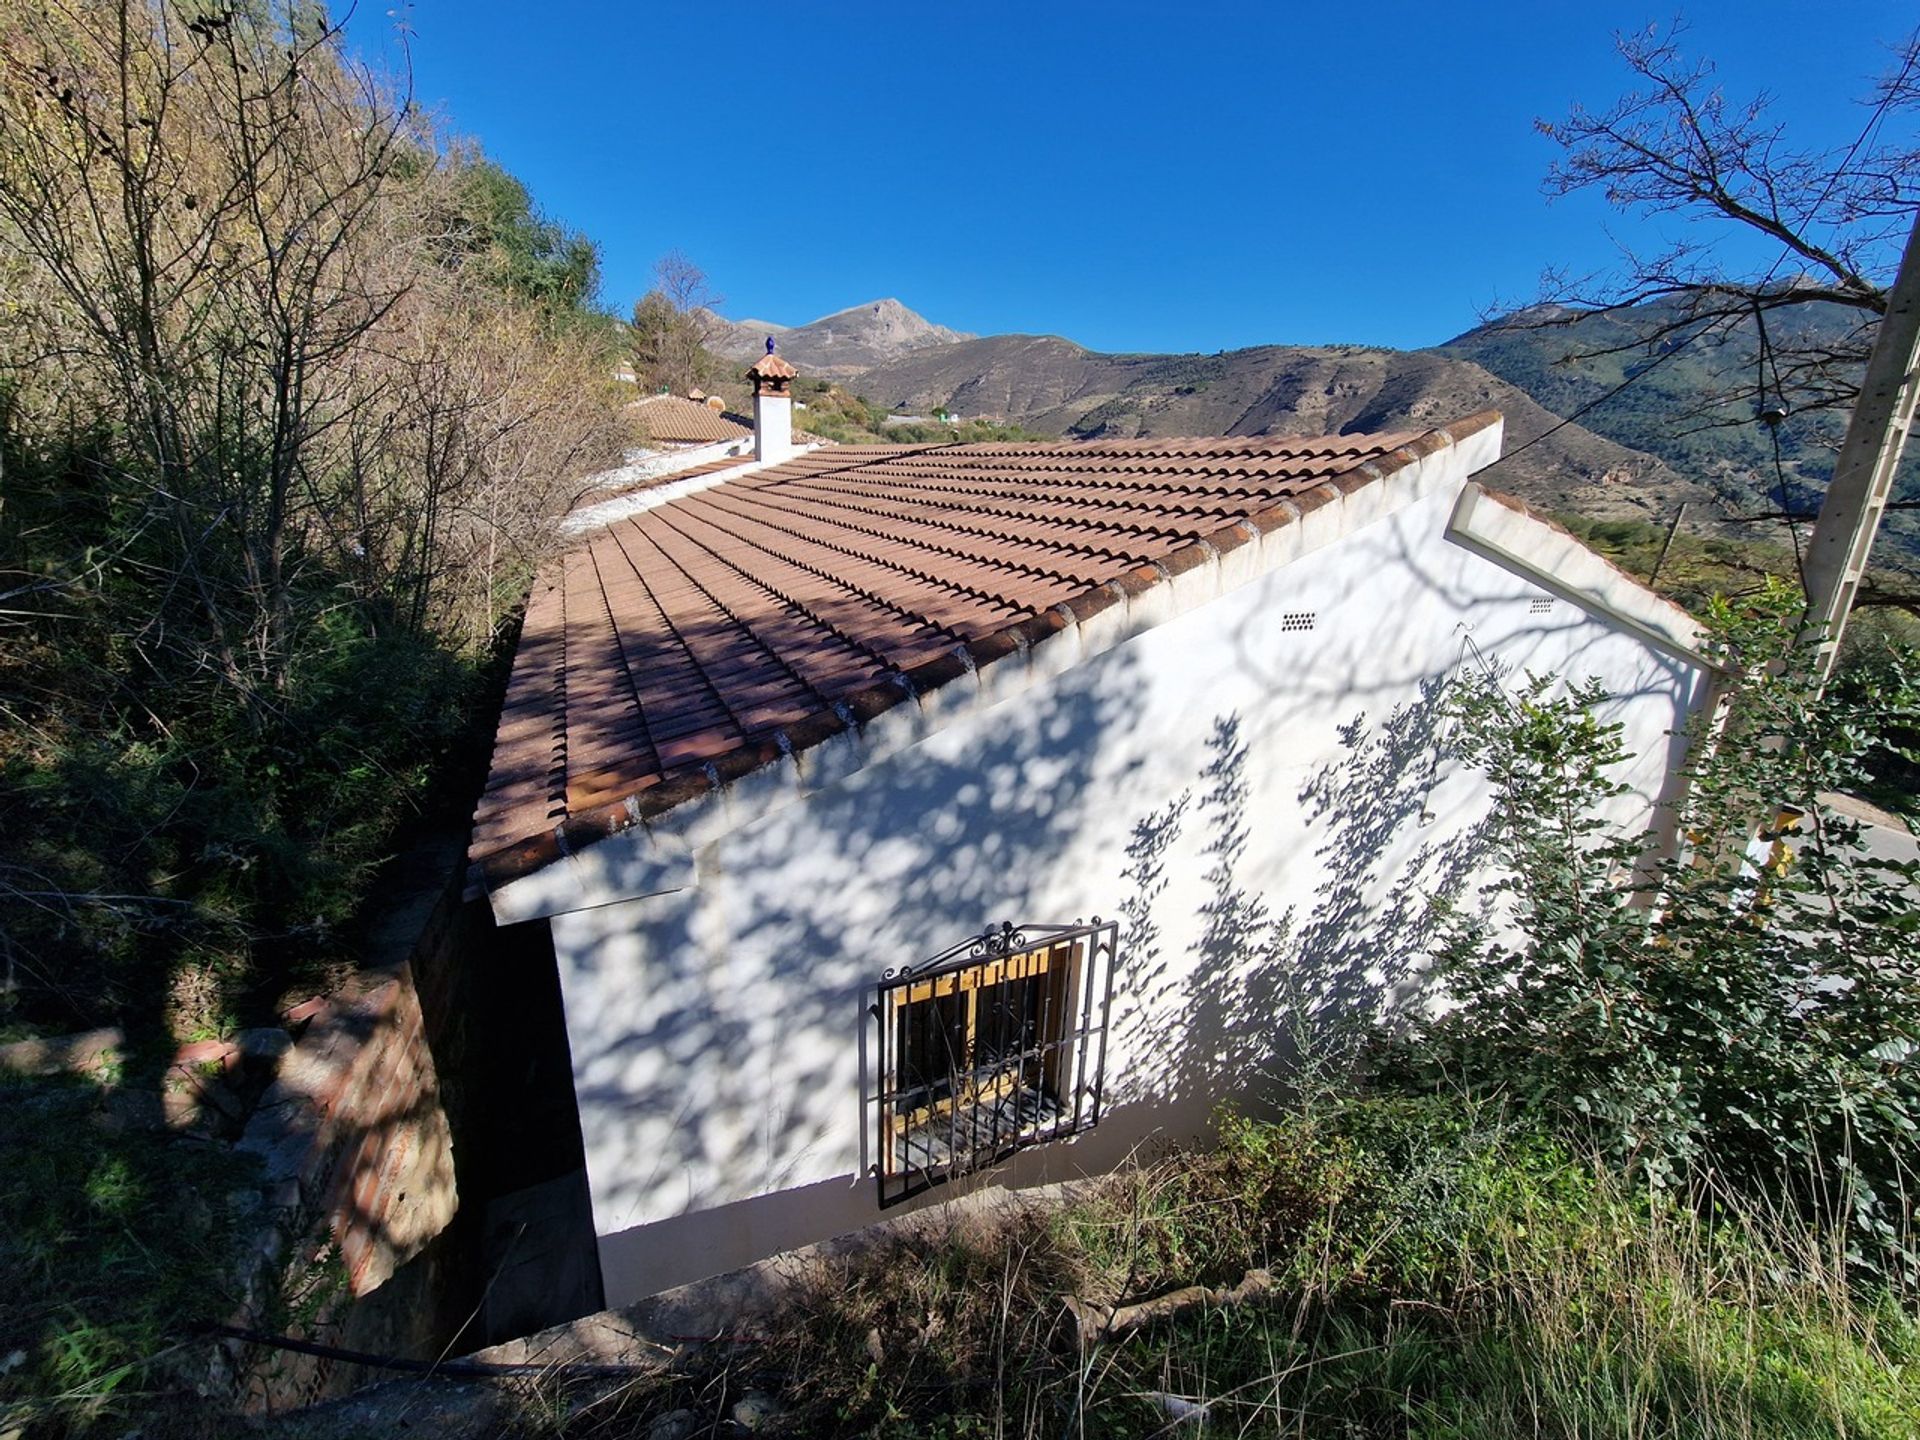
[1400,588,1920,1282]
[0,0,630,1029]
[629,249,725,396]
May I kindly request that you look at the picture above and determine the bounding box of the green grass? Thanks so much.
[484,1096,1920,1439]
[0,1071,260,1436]
[1077,1118,1920,1438]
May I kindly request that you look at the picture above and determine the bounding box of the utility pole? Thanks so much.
[1799,210,1920,682]
[1649,501,1687,589]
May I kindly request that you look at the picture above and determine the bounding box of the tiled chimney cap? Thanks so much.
[747,352,797,393]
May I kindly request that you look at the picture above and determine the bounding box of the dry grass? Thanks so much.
[468,1101,1920,1440]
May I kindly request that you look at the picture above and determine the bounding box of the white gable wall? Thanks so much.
[545,479,1713,1304]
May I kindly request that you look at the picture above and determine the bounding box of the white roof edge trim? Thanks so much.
[487,424,1497,925]
[1445,482,1718,671]
[562,443,824,538]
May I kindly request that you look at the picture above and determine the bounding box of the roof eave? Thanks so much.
[1444,482,1723,672]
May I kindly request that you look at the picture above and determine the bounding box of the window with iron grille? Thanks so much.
[870,920,1118,1207]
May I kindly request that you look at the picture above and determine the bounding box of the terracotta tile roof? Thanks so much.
[627,394,753,445]
[472,417,1497,882]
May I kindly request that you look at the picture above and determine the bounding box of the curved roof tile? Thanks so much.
[472,416,1501,882]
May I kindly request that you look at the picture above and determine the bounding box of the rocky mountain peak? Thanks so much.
[703,298,975,378]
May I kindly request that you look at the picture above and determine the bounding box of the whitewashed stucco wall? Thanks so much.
[546,481,1713,1303]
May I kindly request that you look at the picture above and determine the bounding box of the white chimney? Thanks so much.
[747,346,796,464]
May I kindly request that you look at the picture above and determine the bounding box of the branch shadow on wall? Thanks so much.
[569,600,1520,1303]
[1114,683,1493,1132]
[568,612,1152,1294]
[560,480,1719,1307]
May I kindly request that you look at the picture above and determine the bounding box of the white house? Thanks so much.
[469,381,1718,1307]
[567,358,812,537]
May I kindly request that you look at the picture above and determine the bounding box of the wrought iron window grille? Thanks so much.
[868,919,1118,1208]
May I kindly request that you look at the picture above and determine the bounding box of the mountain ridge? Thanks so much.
[842,331,1713,527]
[693,296,1916,558]
[703,297,975,377]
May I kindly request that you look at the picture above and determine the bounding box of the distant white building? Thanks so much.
[565,360,811,537]
[470,387,1717,1309]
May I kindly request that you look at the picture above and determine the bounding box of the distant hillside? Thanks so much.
[1438,296,1918,558]
[850,335,1719,527]
[703,298,973,378]
[707,291,1917,562]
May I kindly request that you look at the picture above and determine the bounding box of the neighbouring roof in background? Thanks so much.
[472,415,1501,885]
[627,393,753,445]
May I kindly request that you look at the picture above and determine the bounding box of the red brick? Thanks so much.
[282,996,328,1027]
[173,1038,238,1068]
[337,1226,375,1293]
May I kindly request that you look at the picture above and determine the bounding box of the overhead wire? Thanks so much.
[1742,35,1914,605]
[1467,333,1701,479]
[1752,297,1810,593]
[1472,41,1917,510]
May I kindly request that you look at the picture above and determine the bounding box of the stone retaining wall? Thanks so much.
[240,968,458,1300]
[214,834,489,1412]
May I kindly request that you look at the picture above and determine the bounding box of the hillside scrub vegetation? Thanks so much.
[790,376,1035,445]
[468,1103,1920,1440]
[0,0,628,1038]
[0,2,626,1422]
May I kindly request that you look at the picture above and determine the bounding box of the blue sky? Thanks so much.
[359,2,1915,354]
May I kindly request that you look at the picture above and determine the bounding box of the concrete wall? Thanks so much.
[546,482,1713,1304]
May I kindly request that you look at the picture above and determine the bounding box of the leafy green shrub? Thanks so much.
[1397,584,1920,1284]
